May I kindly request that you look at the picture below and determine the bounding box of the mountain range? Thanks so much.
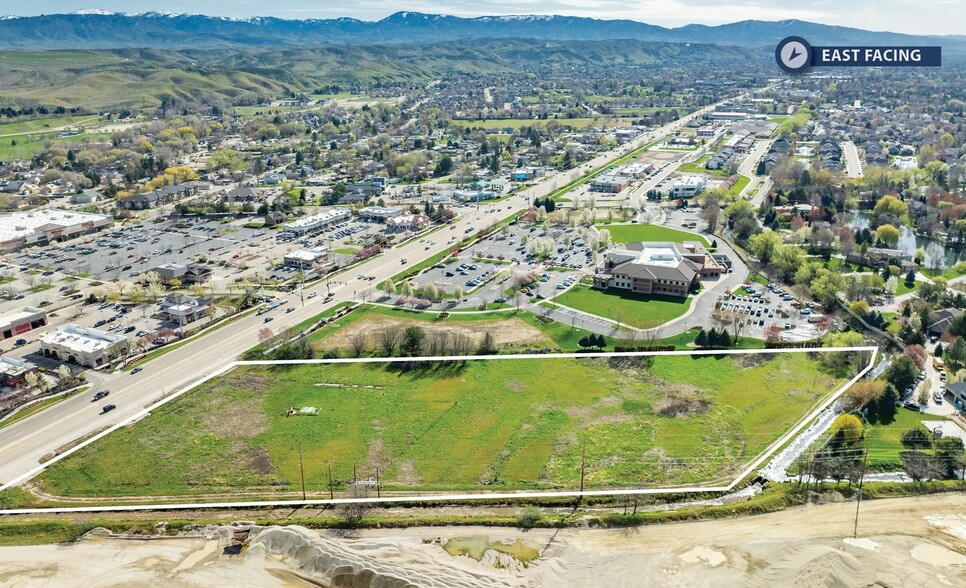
[0,11,962,51]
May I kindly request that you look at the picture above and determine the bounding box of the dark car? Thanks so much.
[101,403,116,414]
[130,367,143,375]
[92,390,110,402]
[14,338,27,346]
[264,316,274,323]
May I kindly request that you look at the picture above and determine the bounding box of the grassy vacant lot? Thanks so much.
[598,224,710,247]
[553,284,692,329]
[0,132,112,161]
[37,352,849,498]
[307,304,615,353]
[864,408,943,471]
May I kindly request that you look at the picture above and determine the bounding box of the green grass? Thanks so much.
[0,131,112,161]
[921,262,966,281]
[0,114,101,136]
[895,280,919,296]
[553,284,693,329]
[657,328,766,350]
[596,223,710,248]
[676,158,729,177]
[332,247,358,255]
[726,175,751,198]
[865,408,941,471]
[36,351,849,498]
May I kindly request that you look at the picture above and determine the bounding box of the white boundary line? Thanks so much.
[0,346,877,515]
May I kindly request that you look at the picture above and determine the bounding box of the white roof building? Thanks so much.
[283,208,351,235]
[39,324,130,368]
[0,209,112,252]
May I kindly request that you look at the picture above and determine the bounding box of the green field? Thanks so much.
[553,284,692,329]
[36,352,849,498]
[0,132,112,161]
[597,223,711,248]
[864,408,941,471]
[726,175,751,198]
[306,304,616,353]
[676,157,729,177]
[0,115,102,136]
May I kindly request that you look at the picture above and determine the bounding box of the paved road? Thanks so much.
[0,88,766,488]
[843,140,864,178]
[737,139,771,199]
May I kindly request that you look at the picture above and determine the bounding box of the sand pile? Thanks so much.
[744,545,873,587]
[249,526,531,588]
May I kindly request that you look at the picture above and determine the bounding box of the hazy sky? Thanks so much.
[4,1,964,36]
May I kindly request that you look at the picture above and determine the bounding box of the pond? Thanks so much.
[846,212,966,269]
[443,537,539,564]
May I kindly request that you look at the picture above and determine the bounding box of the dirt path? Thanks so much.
[3,494,966,587]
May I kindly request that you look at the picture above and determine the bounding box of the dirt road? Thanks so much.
[3,493,966,586]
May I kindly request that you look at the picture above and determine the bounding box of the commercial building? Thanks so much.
[386,214,429,233]
[589,174,631,193]
[149,263,212,285]
[284,247,329,268]
[282,208,351,235]
[619,163,654,178]
[0,209,113,253]
[594,241,722,297]
[669,176,707,198]
[159,294,213,324]
[358,206,402,223]
[0,356,37,387]
[0,306,47,341]
[39,324,130,368]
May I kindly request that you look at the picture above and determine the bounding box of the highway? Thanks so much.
[0,91,759,488]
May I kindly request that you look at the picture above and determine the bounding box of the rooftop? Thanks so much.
[0,209,109,243]
[40,324,127,353]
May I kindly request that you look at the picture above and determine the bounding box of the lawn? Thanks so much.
[36,351,850,498]
[553,284,692,329]
[595,223,710,248]
[0,114,101,136]
[865,408,942,471]
[0,131,112,161]
[676,158,729,177]
[726,175,751,198]
[895,279,919,296]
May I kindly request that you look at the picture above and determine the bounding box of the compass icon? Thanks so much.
[776,36,812,74]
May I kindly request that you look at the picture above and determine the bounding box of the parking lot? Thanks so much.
[408,222,590,307]
[715,282,823,341]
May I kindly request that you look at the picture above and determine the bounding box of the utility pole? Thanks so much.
[853,449,869,539]
[353,462,357,484]
[327,462,333,499]
[298,442,306,500]
[376,465,381,498]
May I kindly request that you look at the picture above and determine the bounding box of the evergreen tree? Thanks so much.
[695,329,708,347]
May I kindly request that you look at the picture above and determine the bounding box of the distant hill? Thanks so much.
[0,11,961,52]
